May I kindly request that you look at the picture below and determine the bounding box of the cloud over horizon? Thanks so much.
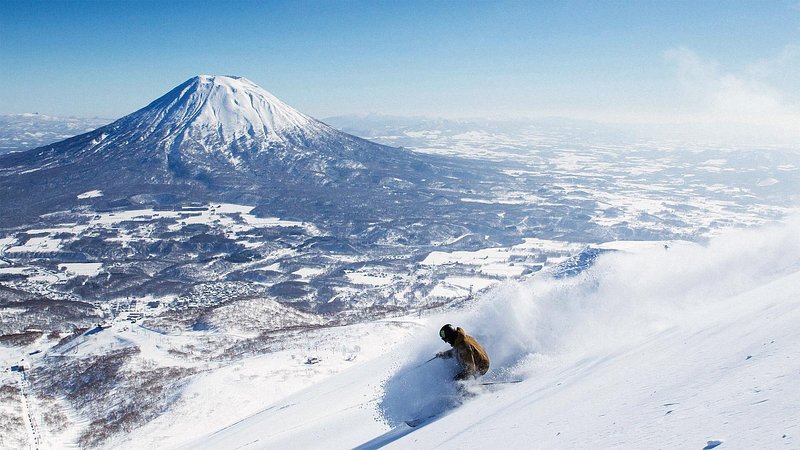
[663,45,800,142]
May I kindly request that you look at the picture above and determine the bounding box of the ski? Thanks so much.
[480,380,523,386]
[405,414,437,428]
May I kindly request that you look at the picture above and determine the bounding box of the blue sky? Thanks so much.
[2,0,799,128]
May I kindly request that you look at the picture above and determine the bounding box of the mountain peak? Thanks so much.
[125,75,324,147]
[0,74,407,207]
[186,75,272,97]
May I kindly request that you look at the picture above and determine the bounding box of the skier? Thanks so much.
[435,324,490,380]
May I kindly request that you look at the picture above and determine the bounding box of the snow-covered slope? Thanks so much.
[0,75,442,227]
[105,75,349,161]
[163,218,799,449]
[0,75,394,177]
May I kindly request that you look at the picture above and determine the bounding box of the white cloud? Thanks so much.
[745,44,800,78]
[664,46,800,141]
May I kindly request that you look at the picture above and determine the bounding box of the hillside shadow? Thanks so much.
[376,355,460,427]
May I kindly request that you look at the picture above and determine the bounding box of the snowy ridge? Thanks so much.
[163,218,800,449]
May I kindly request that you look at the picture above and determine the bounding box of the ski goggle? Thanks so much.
[439,329,446,339]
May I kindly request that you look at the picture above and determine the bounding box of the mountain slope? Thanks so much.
[397,272,799,449]
[149,219,800,449]
[2,76,394,175]
[0,76,449,227]
[69,75,403,183]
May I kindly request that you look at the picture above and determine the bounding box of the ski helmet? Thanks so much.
[439,324,456,343]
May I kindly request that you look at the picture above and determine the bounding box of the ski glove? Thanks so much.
[436,350,454,359]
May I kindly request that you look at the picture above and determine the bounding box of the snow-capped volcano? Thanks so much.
[156,75,318,138]
[59,74,393,176]
[115,75,340,154]
[0,75,447,226]
[0,75,404,179]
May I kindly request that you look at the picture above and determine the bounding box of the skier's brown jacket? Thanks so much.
[440,327,490,380]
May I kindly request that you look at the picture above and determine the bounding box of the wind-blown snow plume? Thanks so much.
[477,217,800,371]
[380,218,800,425]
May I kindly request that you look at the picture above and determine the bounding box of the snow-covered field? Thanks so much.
[0,203,316,257]
[327,116,799,238]
[83,217,799,449]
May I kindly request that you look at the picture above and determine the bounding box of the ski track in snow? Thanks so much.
[16,370,41,450]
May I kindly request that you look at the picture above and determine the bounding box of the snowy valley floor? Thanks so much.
[141,219,800,450]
